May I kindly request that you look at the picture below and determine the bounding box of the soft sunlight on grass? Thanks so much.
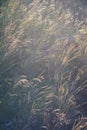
[0,0,87,130]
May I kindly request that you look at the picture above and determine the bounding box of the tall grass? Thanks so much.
[0,0,87,129]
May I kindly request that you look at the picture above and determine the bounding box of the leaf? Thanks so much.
[61,86,65,94]
[33,78,42,82]
[8,93,18,97]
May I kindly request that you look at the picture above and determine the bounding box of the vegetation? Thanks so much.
[0,0,87,130]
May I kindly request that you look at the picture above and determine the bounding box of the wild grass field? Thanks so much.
[0,0,87,130]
